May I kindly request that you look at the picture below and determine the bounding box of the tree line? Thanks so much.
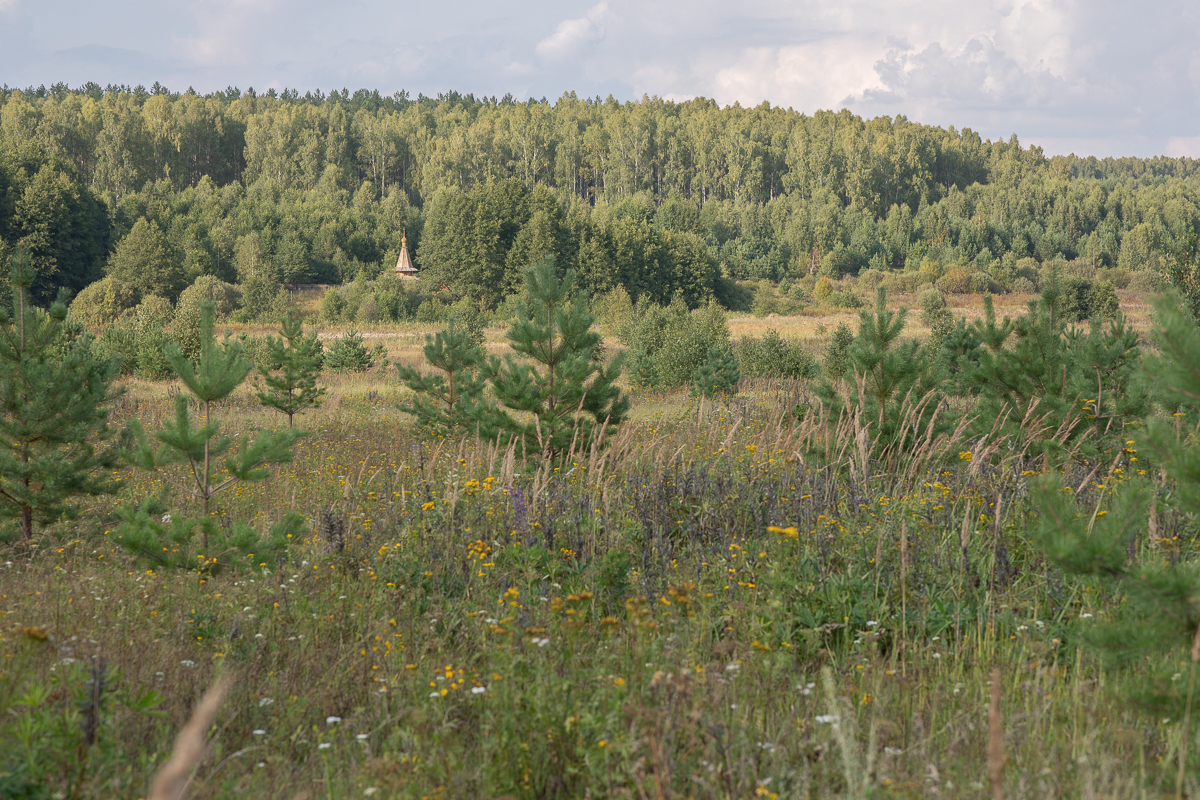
[2,82,1200,310]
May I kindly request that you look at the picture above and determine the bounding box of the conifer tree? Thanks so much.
[396,321,487,435]
[115,302,305,570]
[257,311,325,428]
[944,281,1146,458]
[471,258,629,457]
[1031,291,1200,794]
[0,244,123,541]
[812,287,946,459]
[691,346,740,398]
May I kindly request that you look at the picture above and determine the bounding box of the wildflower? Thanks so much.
[471,686,486,694]
[318,743,331,750]
[258,697,274,707]
[356,734,369,741]
[252,730,266,736]
[180,660,196,668]
[815,715,835,724]
[326,716,342,724]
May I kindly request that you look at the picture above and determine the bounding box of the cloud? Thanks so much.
[536,2,607,61]
[1166,136,1200,158]
[711,37,885,110]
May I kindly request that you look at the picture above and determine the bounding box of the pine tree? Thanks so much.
[257,311,325,428]
[116,302,304,570]
[945,285,1146,458]
[812,287,947,460]
[1031,291,1200,794]
[691,346,740,398]
[396,321,487,434]
[324,328,374,372]
[0,244,123,541]
[471,258,629,457]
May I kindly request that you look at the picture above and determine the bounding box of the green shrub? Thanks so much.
[320,287,346,322]
[175,277,240,359]
[1089,280,1120,318]
[691,346,740,398]
[826,290,862,309]
[1098,267,1132,289]
[93,321,138,375]
[447,297,487,349]
[967,272,990,293]
[1011,276,1038,294]
[415,297,450,324]
[918,287,946,319]
[736,330,818,379]
[1129,271,1163,293]
[236,272,284,322]
[653,300,730,388]
[68,277,138,328]
[751,279,781,317]
[594,285,633,333]
[324,329,374,372]
[813,276,834,303]
[823,322,854,380]
[936,266,974,294]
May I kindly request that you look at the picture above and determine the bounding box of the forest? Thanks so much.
[1,81,1199,311]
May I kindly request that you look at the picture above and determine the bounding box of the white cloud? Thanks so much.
[536,2,607,61]
[1166,136,1200,158]
[711,38,884,110]
[0,0,19,14]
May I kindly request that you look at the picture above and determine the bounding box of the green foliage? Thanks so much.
[823,322,854,380]
[470,258,629,457]
[736,329,818,379]
[173,276,240,360]
[257,311,325,428]
[67,276,138,328]
[1031,294,1200,747]
[396,322,487,435]
[691,346,740,399]
[324,328,374,372]
[811,287,948,460]
[620,297,730,389]
[104,217,185,301]
[943,288,1147,457]
[0,245,123,541]
[446,296,487,349]
[114,302,305,569]
[320,287,346,322]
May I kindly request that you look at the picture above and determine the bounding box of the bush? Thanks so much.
[1129,271,1163,293]
[68,277,138,328]
[320,288,346,322]
[823,322,854,380]
[736,330,818,379]
[594,285,633,333]
[813,276,834,303]
[324,329,374,372]
[93,321,138,375]
[447,297,487,349]
[415,298,450,324]
[691,346,740,398]
[1094,268,1127,289]
[356,296,381,323]
[1089,280,1120,318]
[175,277,241,360]
[622,298,729,389]
[967,272,990,294]
[826,290,862,309]
[936,266,974,294]
[918,287,946,319]
[1011,277,1038,294]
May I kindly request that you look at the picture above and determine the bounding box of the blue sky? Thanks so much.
[2,0,1199,158]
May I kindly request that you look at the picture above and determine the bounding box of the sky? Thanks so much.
[1,0,1199,158]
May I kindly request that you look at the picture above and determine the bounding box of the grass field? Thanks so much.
[0,290,1188,799]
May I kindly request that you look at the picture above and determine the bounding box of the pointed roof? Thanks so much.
[395,234,417,278]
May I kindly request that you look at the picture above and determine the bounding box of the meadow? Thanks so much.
[0,289,1183,800]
